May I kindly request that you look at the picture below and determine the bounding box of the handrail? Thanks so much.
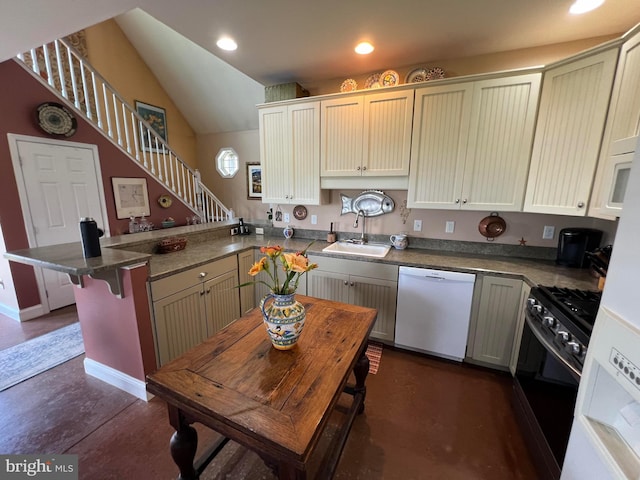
[16,38,232,222]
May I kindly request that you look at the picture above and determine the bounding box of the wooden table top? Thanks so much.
[146,295,377,465]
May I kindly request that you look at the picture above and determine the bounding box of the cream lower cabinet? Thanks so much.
[408,73,541,211]
[524,48,618,216]
[238,249,255,315]
[306,255,398,342]
[466,275,528,370]
[150,255,241,366]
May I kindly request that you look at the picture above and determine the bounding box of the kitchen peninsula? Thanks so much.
[5,221,599,401]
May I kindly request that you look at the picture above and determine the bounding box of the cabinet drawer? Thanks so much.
[150,255,238,300]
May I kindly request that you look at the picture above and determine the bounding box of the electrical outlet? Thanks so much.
[543,225,555,240]
[311,215,318,225]
[413,219,422,232]
[445,221,455,233]
[230,228,238,235]
[255,227,264,235]
[284,213,290,223]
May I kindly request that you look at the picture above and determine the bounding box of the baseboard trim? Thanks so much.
[0,303,46,322]
[83,358,153,402]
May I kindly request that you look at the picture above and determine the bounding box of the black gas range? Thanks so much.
[513,285,601,479]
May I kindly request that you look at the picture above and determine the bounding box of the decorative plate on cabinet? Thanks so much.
[36,102,77,137]
[364,73,381,89]
[405,67,429,83]
[293,205,308,220]
[380,70,400,87]
[340,78,358,92]
[426,67,446,80]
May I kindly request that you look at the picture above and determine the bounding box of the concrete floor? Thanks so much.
[0,308,539,479]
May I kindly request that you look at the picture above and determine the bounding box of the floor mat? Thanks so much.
[365,342,383,374]
[0,322,84,391]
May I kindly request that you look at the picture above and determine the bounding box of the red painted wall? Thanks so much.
[0,59,195,309]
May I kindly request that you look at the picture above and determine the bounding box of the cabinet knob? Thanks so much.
[455,199,460,204]
[462,198,468,204]
[206,288,211,294]
[200,290,205,296]
[198,272,207,278]
[350,281,355,287]
[343,280,348,286]
[577,202,585,208]
[356,166,361,171]
[362,166,367,171]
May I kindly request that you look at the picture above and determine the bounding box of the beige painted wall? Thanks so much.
[84,19,198,168]
[197,35,620,249]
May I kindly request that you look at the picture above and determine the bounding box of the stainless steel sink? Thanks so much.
[322,241,391,258]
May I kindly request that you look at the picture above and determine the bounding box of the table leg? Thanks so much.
[354,349,370,414]
[276,461,307,480]
[169,407,198,480]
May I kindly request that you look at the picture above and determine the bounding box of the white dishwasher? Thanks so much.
[395,266,476,361]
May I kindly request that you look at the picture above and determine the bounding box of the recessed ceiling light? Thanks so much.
[216,37,238,51]
[569,0,605,14]
[355,42,374,55]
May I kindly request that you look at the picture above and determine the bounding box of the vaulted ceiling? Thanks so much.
[4,1,640,134]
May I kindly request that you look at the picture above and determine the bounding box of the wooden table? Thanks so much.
[146,295,377,480]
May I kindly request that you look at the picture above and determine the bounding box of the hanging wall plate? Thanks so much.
[293,205,308,220]
[158,194,173,208]
[36,102,77,137]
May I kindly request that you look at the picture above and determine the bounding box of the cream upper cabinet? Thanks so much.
[524,48,618,216]
[320,90,414,177]
[259,101,324,205]
[408,73,541,210]
[590,30,640,219]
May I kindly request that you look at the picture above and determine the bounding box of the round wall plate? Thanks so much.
[36,102,77,137]
[293,205,307,220]
[158,194,173,208]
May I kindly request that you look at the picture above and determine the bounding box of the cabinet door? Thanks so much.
[321,96,364,176]
[407,83,473,208]
[238,250,255,315]
[509,282,531,376]
[524,49,617,215]
[306,269,350,303]
[350,275,397,342]
[204,270,241,336]
[462,73,541,211]
[362,90,414,176]
[290,102,321,204]
[470,276,523,368]
[259,105,290,203]
[153,284,208,366]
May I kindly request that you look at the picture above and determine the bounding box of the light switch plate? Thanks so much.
[311,215,318,225]
[284,213,290,223]
[543,225,555,240]
[413,219,422,232]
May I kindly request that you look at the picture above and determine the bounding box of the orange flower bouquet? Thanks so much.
[247,242,317,294]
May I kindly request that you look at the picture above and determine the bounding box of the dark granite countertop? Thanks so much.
[5,222,600,291]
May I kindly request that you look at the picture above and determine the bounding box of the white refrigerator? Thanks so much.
[561,137,640,479]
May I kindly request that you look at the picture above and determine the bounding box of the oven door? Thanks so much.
[513,309,580,480]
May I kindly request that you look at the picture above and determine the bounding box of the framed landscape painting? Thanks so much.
[135,100,168,153]
[247,164,262,199]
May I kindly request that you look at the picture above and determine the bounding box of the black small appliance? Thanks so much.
[556,228,602,268]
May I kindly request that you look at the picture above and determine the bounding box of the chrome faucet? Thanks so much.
[351,209,367,244]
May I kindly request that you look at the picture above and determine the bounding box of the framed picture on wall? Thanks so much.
[135,100,168,153]
[247,163,262,199]
[112,177,150,219]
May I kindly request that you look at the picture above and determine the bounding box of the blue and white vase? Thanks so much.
[260,292,306,350]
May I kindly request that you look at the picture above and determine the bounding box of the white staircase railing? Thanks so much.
[16,38,232,223]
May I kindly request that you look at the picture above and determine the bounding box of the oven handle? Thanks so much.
[524,311,581,381]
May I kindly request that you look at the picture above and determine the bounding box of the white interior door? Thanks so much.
[11,136,107,311]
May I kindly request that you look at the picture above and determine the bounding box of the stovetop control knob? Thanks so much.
[533,304,543,314]
[566,341,583,356]
[543,316,556,328]
[556,331,571,344]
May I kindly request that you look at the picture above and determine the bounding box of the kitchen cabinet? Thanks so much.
[524,48,618,216]
[238,249,255,315]
[509,282,531,376]
[590,29,640,219]
[320,90,414,178]
[307,255,398,342]
[466,275,525,370]
[149,255,240,366]
[258,101,327,205]
[407,73,541,211]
